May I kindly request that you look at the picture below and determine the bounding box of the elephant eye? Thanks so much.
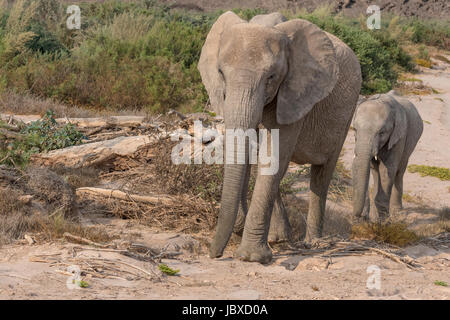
[267,74,275,81]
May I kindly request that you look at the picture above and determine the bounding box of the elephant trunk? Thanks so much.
[210,162,248,257]
[209,86,261,258]
[352,141,373,218]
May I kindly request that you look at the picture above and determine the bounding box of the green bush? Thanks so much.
[0,1,448,113]
[291,10,408,94]
[0,110,84,167]
[406,19,450,50]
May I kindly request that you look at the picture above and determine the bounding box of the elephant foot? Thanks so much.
[390,204,402,214]
[304,229,322,246]
[268,222,291,244]
[234,242,272,264]
[209,238,226,258]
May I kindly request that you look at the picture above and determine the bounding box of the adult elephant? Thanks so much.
[198,12,362,263]
[352,92,423,221]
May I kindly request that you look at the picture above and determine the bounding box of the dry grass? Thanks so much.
[328,160,352,203]
[0,187,41,244]
[0,166,113,245]
[0,91,94,118]
[408,164,450,180]
[0,188,112,245]
[150,139,224,203]
[415,58,432,68]
[434,54,450,64]
[395,82,437,96]
[77,138,222,234]
[398,74,423,83]
[26,167,77,217]
[52,166,101,190]
[0,91,146,118]
[402,192,426,206]
[351,222,419,247]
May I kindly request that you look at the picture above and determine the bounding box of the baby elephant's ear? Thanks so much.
[388,101,407,150]
[275,19,339,125]
[198,12,245,117]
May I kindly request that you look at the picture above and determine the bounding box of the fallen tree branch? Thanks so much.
[55,116,146,128]
[76,187,176,206]
[31,135,156,168]
[0,128,23,140]
[63,232,109,248]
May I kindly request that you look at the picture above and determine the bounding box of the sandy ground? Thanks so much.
[0,218,449,300]
[1,57,449,301]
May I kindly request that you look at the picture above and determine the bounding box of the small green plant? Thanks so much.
[415,58,432,68]
[408,165,450,181]
[431,88,441,94]
[158,264,180,276]
[74,280,89,288]
[0,110,84,167]
[434,280,448,287]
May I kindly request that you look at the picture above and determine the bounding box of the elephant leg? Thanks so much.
[268,190,292,243]
[304,156,338,243]
[390,161,407,212]
[233,163,251,236]
[373,161,394,221]
[368,161,380,222]
[235,125,299,263]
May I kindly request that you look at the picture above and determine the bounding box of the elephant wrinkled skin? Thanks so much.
[352,91,423,222]
[198,12,362,263]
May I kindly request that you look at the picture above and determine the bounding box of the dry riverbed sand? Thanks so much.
[0,57,449,300]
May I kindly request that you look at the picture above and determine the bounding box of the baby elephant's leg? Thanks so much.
[268,192,292,243]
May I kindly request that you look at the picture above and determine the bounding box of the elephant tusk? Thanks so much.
[374,155,378,161]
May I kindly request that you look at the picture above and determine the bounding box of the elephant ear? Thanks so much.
[275,19,339,125]
[388,101,407,150]
[249,12,287,27]
[198,11,245,117]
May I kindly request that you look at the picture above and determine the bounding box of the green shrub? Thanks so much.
[0,1,448,113]
[0,110,84,167]
[406,19,450,50]
[291,9,410,94]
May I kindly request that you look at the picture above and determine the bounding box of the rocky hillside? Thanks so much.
[162,0,450,20]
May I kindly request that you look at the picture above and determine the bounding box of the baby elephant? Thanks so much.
[352,91,423,221]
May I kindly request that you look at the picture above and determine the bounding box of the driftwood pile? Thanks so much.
[11,112,223,170]
[29,233,185,282]
[1,111,224,234]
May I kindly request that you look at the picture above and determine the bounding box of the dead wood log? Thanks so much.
[63,232,109,248]
[30,135,157,168]
[55,116,146,128]
[0,114,41,124]
[76,187,176,206]
[0,128,23,140]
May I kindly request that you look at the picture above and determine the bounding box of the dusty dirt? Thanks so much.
[0,219,449,300]
[1,51,449,301]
